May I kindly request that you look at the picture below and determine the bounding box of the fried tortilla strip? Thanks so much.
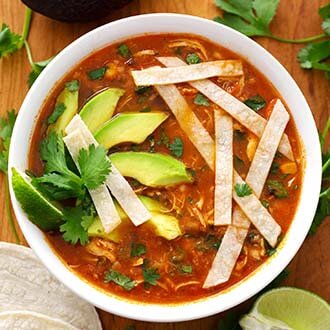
[132,60,243,86]
[63,130,121,233]
[203,225,248,288]
[65,115,151,226]
[156,56,294,160]
[154,84,215,169]
[214,110,233,225]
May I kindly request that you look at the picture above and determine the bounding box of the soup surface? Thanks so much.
[28,34,302,303]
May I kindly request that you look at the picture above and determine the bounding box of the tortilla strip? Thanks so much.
[203,226,248,288]
[132,60,243,86]
[0,311,79,330]
[65,115,151,226]
[214,110,233,225]
[156,56,294,161]
[63,130,121,233]
[233,171,281,247]
[154,84,215,169]
[246,99,290,196]
[0,242,102,330]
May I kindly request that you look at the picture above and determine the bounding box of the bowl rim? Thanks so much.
[8,13,322,322]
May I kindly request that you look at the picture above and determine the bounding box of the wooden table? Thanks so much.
[0,0,329,329]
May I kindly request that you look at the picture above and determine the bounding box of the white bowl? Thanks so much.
[9,13,322,322]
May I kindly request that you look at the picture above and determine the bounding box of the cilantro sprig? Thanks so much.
[214,1,330,77]
[104,269,136,291]
[0,110,20,243]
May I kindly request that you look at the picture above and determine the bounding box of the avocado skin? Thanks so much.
[22,0,133,22]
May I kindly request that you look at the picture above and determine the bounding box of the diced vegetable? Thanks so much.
[109,152,192,187]
[79,88,125,133]
[246,135,258,161]
[280,162,298,174]
[94,112,168,149]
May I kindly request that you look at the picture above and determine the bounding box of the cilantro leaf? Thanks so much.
[65,80,80,92]
[130,242,146,257]
[60,206,89,245]
[78,144,111,189]
[169,137,184,158]
[234,183,252,197]
[47,103,66,124]
[81,215,94,231]
[104,269,136,290]
[27,56,53,88]
[244,95,266,111]
[181,265,193,273]
[157,128,170,147]
[194,93,209,106]
[135,86,151,95]
[142,260,160,286]
[319,4,330,35]
[0,24,22,58]
[0,110,16,174]
[117,44,131,58]
[266,180,288,199]
[186,53,201,64]
[87,67,107,80]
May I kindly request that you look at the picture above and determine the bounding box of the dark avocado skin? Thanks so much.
[21,0,133,22]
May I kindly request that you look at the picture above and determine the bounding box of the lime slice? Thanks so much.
[11,167,63,231]
[240,287,330,330]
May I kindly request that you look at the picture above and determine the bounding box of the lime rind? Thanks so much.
[240,287,330,330]
[11,167,63,231]
[240,314,293,330]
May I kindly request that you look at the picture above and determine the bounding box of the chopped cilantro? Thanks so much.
[87,66,107,80]
[142,259,160,286]
[135,86,151,95]
[186,53,201,64]
[169,137,184,158]
[270,162,280,174]
[244,95,266,111]
[130,242,146,257]
[157,128,170,147]
[267,180,288,199]
[267,247,277,256]
[104,269,136,291]
[118,44,131,58]
[47,103,66,124]
[181,265,193,273]
[234,183,252,197]
[261,200,270,209]
[65,80,80,92]
[194,93,209,106]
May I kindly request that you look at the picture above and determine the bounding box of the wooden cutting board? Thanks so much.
[0,1,329,329]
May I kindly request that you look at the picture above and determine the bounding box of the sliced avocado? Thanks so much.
[80,88,125,133]
[109,152,192,187]
[94,112,168,149]
[47,87,78,134]
[88,195,182,241]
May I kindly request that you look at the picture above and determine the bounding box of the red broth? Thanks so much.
[29,34,302,303]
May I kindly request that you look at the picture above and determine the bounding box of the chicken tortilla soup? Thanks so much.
[12,34,303,303]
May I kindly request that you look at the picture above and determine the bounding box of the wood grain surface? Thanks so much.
[0,1,329,329]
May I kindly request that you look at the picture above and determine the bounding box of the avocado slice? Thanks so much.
[88,196,182,241]
[109,152,192,187]
[94,112,168,149]
[79,88,125,133]
[47,87,78,134]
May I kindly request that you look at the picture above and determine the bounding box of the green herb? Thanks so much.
[140,107,152,113]
[169,137,184,158]
[157,128,170,147]
[267,247,277,256]
[142,260,160,286]
[0,111,20,243]
[261,200,270,209]
[65,80,80,92]
[187,168,197,179]
[181,265,193,273]
[194,93,209,106]
[234,183,252,197]
[267,180,288,199]
[244,95,266,111]
[47,103,66,124]
[81,215,94,231]
[87,66,107,80]
[130,242,146,257]
[118,44,131,58]
[186,53,201,64]
[60,206,89,245]
[135,86,151,95]
[270,162,280,174]
[104,269,136,291]
[78,144,111,189]
[320,5,330,35]
[309,117,330,235]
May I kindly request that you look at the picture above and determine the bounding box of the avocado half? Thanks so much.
[21,0,133,22]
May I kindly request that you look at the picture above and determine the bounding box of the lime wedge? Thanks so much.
[240,287,330,330]
[11,167,63,230]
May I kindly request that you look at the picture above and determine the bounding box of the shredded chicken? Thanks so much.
[174,281,200,291]
[167,39,208,60]
[134,49,157,57]
[85,238,117,263]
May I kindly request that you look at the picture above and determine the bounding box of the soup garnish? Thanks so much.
[12,34,302,303]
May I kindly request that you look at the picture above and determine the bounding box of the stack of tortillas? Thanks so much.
[0,242,102,330]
